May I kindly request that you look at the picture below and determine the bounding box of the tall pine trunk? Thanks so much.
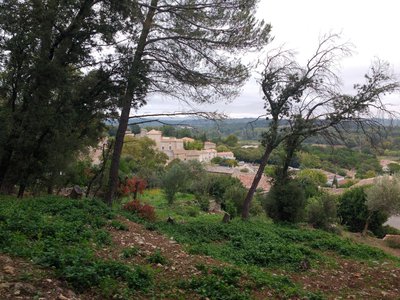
[104,0,158,206]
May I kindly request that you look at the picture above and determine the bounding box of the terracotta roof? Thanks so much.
[233,173,271,191]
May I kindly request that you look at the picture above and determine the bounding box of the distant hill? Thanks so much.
[107,117,400,142]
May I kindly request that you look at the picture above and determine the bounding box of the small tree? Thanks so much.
[364,175,400,235]
[306,193,337,230]
[122,136,168,182]
[120,177,147,200]
[224,135,239,147]
[222,185,247,218]
[263,178,307,223]
[162,163,189,204]
[162,160,206,204]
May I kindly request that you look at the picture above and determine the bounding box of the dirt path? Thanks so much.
[99,216,229,276]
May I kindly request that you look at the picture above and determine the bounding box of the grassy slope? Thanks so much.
[0,196,153,299]
[1,192,399,299]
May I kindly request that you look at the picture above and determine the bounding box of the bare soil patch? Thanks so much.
[0,253,83,300]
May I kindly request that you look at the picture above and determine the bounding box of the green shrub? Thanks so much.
[186,207,200,217]
[383,225,400,235]
[196,195,210,212]
[208,175,242,203]
[122,247,140,258]
[250,192,265,217]
[99,277,120,298]
[338,187,388,237]
[94,230,112,246]
[147,250,168,265]
[110,220,129,231]
[222,185,247,217]
[306,194,337,230]
[264,179,307,223]
[162,163,189,204]
[180,265,249,300]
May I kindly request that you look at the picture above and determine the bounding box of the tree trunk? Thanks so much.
[86,140,113,198]
[104,103,131,205]
[133,181,140,200]
[241,146,274,220]
[279,137,300,181]
[0,145,14,188]
[362,212,373,236]
[17,184,26,198]
[104,0,158,206]
[47,182,53,195]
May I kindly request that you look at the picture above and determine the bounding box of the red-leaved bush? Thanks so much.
[119,177,147,199]
[123,200,156,222]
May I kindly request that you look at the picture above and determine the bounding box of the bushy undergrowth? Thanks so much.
[180,265,250,300]
[0,196,152,296]
[123,200,156,221]
[181,264,324,300]
[154,218,390,271]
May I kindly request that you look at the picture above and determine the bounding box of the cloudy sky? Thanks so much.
[136,0,400,118]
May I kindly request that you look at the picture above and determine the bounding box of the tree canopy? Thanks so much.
[241,34,400,219]
[0,0,128,195]
[105,0,272,204]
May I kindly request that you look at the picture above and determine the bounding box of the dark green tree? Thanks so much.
[338,186,388,237]
[130,124,142,135]
[224,134,239,147]
[264,178,307,223]
[0,0,129,195]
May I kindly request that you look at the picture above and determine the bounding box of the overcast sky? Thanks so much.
[136,0,400,118]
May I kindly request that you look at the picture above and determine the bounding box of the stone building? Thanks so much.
[137,129,220,162]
